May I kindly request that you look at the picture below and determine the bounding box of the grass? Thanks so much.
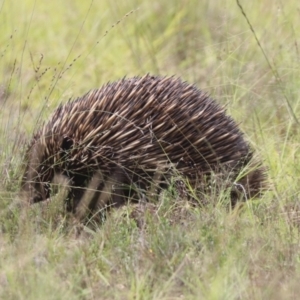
[1,0,300,298]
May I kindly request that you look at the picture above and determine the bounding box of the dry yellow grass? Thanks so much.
[1,0,300,298]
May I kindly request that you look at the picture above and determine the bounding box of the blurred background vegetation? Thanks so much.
[1,0,300,299]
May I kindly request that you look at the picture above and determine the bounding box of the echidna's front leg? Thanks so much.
[73,166,129,222]
[74,170,104,221]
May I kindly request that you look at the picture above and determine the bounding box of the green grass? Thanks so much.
[1,0,300,298]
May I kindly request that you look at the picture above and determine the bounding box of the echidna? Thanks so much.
[21,74,266,221]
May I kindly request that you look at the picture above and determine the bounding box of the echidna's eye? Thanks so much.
[61,136,73,151]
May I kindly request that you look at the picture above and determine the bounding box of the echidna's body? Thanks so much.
[21,75,265,220]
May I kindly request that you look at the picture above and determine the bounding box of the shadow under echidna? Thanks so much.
[20,74,266,222]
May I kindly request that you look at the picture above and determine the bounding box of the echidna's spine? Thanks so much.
[20,74,266,221]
